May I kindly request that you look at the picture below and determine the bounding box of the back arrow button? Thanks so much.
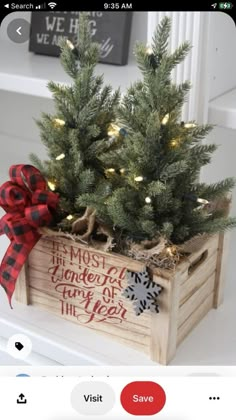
[7,18,30,43]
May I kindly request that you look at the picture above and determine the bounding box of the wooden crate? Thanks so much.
[15,232,229,364]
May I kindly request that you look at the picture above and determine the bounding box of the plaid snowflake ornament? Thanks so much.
[122,267,162,316]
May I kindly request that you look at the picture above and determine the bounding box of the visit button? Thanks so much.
[120,381,166,415]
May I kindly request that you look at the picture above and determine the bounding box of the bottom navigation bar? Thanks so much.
[0,376,234,419]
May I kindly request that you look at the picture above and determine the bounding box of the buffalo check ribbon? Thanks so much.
[0,164,59,307]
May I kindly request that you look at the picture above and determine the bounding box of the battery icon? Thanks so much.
[219,2,233,8]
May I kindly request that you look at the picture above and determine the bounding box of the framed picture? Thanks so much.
[29,11,133,65]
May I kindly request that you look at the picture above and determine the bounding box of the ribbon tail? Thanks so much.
[0,239,39,307]
[8,294,13,310]
[0,219,4,236]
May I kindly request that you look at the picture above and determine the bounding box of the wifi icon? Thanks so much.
[48,2,57,8]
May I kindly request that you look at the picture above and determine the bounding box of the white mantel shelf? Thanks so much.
[0,39,140,98]
[208,88,236,130]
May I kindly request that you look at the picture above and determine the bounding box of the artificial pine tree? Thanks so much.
[83,17,236,245]
[31,14,236,248]
[30,12,120,222]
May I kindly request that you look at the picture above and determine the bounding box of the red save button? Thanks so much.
[120,381,166,415]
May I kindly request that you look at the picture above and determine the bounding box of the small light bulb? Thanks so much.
[197,198,209,205]
[106,168,116,173]
[161,114,170,125]
[146,45,153,55]
[66,39,75,50]
[145,197,152,204]
[66,214,73,221]
[166,247,173,256]
[134,176,144,182]
[120,168,126,174]
[54,118,65,127]
[171,139,178,147]
[48,181,56,191]
[56,153,65,161]
[184,123,197,128]
[107,123,120,136]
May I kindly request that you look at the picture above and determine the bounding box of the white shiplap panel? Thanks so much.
[147,12,210,122]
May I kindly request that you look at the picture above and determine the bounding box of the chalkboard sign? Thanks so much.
[29,11,133,65]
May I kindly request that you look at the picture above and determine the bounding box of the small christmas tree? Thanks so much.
[31,15,236,248]
[30,13,120,222]
[83,16,235,245]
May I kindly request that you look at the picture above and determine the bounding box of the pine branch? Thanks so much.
[76,13,100,67]
[29,153,46,175]
[168,82,191,110]
[77,169,96,194]
[146,111,161,139]
[60,40,78,79]
[160,221,174,238]
[106,188,139,232]
[138,204,154,219]
[188,144,217,166]
[160,160,188,181]
[186,124,213,143]
[134,43,157,77]
[167,42,192,71]
[152,16,171,59]
[148,181,166,196]
[139,220,157,236]
[48,82,73,102]
[193,178,236,200]
[196,217,236,234]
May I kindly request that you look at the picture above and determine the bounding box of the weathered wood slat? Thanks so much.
[14,262,30,305]
[179,251,217,303]
[177,292,214,346]
[214,232,229,308]
[178,272,215,327]
[150,271,180,365]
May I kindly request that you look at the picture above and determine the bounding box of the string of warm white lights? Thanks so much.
[161,114,169,125]
[66,39,75,50]
[146,45,153,55]
[47,181,56,191]
[53,118,65,127]
[134,176,144,182]
[49,96,207,220]
[56,153,65,161]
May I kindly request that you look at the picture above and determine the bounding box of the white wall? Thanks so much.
[202,12,236,216]
[208,12,236,100]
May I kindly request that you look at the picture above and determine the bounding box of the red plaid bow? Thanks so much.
[0,164,59,307]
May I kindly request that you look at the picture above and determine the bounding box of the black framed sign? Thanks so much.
[29,11,133,65]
